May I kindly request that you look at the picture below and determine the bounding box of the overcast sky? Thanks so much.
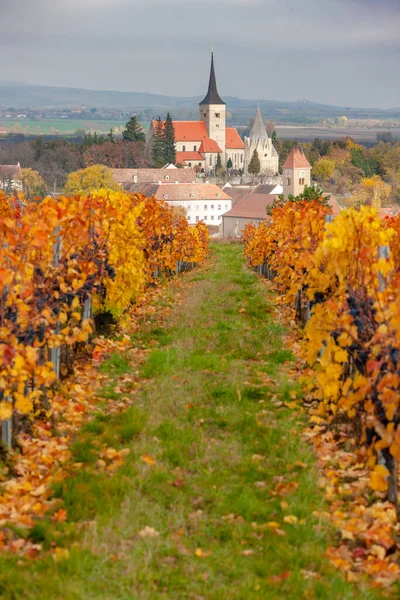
[1,0,399,108]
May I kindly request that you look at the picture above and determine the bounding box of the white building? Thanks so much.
[127,182,233,226]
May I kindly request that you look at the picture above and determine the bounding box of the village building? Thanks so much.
[282,146,312,197]
[111,165,196,189]
[221,193,275,238]
[146,53,246,173]
[127,182,232,226]
[221,148,341,238]
[244,106,279,176]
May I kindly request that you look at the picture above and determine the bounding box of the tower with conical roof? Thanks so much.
[244,105,279,178]
[199,50,226,166]
[282,146,311,197]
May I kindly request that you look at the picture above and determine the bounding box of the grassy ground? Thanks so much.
[0,243,387,599]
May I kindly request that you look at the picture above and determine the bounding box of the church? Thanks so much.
[147,52,279,176]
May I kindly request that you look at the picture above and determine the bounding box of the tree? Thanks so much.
[351,175,392,210]
[63,165,121,194]
[248,149,261,179]
[20,168,47,199]
[163,113,176,165]
[376,131,394,144]
[266,120,275,137]
[152,117,165,168]
[107,128,115,143]
[227,158,233,169]
[313,158,336,182]
[122,115,145,143]
[271,130,278,146]
[216,153,222,170]
[83,140,150,169]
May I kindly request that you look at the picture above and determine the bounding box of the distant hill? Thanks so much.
[1,81,399,124]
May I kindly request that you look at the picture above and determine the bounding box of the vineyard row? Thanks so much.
[0,190,209,448]
[244,200,400,515]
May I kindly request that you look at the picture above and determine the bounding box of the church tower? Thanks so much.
[244,105,279,177]
[199,51,226,163]
[282,146,312,198]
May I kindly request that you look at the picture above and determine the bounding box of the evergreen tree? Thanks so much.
[248,149,261,178]
[271,130,278,146]
[123,115,145,142]
[152,117,166,168]
[107,128,115,143]
[227,158,233,169]
[216,153,222,170]
[163,113,176,165]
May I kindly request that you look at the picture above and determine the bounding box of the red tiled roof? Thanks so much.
[152,120,209,142]
[223,194,277,219]
[128,183,232,202]
[111,167,196,185]
[226,128,244,149]
[199,139,222,153]
[176,152,205,164]
[283,146,311,169]
[322,193,341,216]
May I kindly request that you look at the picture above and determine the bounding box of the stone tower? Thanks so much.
[282,146,312,197]
[199,51,226,164]
[244,106,279,176]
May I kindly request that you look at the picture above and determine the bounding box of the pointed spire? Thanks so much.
[199,51,225,106]
[249,105,268,140]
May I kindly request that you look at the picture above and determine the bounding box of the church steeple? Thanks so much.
[199,50,225,106]
[250,105,268,140]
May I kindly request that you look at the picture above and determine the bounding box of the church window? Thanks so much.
[163,194,168,199]
[165,175,169,180]
[265,154,267,157]
[215,124,219,128]
[299,178,305,185]
[217,194,221,198]
[188,162,192,167]
[194,145,197,151]
[215,113,220,118]
[198,162,201,166]
[182,145,186,151]
[286,178,291,186]
[203,112,207,118]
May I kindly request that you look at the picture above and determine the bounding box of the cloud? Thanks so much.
[0,0,399,107]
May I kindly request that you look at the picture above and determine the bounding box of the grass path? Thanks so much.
[0,243,384,599]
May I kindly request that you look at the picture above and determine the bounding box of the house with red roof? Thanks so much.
[147,52,245,173]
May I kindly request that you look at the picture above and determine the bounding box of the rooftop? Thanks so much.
[111,167,197,186]
[283,146,311,170]
[199,52,225,106]
[128,182,232,202]
[223,194,277,219]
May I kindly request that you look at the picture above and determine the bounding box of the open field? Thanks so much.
[1,118,400,144]
[275,125,400,143]
[0,119,133,136]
